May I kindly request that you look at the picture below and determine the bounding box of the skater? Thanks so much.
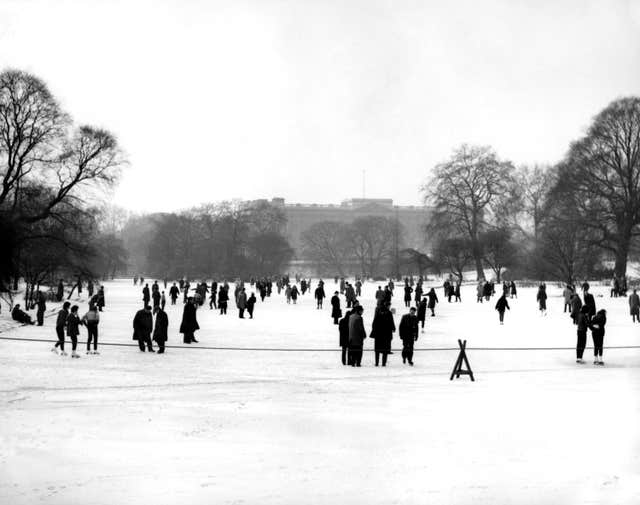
[355,279,362,297]
[426,288,438,316]
[160,291,166,310]
[536,284,547,315]
[290,284,299,304]
[152,288,161,310]
[218,285,228,315]
[153,306,169,354]
[399,307,419,366]
[142,283,150,307]
[583,287,596,319]
[570,292,583,325]
[56,279,64,302]
[169,283,179,305]
[417,296,427,332]
[236,287,247,318]
[82,304,100,354]
[348,305,366,367]
[476,281,484,303]
[180,297,200,343]
[314,284,326,309]
[87,280,94,298]
[338,306,353,365]
[209,284,217,309]
[589,309,607,365]
[52,301,70,355]
[629,289,640,323]
[285,284,292,304]
[495,293,510,324]
[133,305,154,352]
[575,305,589,363]
[246,292,256,319]
[510,280,517,299]
[454,282,461,302]
[35,290,46,326]
[403,283,413,308]
[371,303,395,367]
[66,305,81,358]
[97,286,105,312]
[331,291,341,325]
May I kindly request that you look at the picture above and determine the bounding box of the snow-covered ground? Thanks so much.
[0,279,639,504]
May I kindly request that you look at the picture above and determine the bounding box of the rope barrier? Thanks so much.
[1,335,639,352]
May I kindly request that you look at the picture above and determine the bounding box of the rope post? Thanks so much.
[450,339,475,381]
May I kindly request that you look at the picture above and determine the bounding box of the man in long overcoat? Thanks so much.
[133,305,154,352]
[180,297,200,343]
[399,307,418,366]
[348,305,367,367]
[153,306,169,354]
[371,303,395,366]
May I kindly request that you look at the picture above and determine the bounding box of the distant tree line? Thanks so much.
[121,200,293,279]
[0,69,127,297]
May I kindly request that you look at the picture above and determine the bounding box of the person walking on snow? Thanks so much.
[495,293,510,324]
[536,284,547,315]
[399,307,419,366]
[426,288,438,317]
[589,309,607,365]
[575,305,589,364]
[82,304,100,354]
[629,289,640,323]
[52,301,70,355]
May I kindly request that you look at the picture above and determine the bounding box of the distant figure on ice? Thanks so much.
[345,283,356,308]
[583,287,596,319]
[589,309,607,365]
[495,293,510,325]
[417,296,427,332]
[403,282,413,308]
[161,291,166,310]
[82,304,100,354]
[315,284,325,309]
[56,280,64,302]
[133,305,154,352]
[153,306,168,354]
[338,305,353,365]
[331,291,341,325]
[510,280,517,299]
[355,279,362,297]
[476,281,484,303]
[629,289,640,323]
[35,290,46,326]
[454,282,461,302]
[236,287,247,318]
[169,283,179,305]
[180,297,200,344]
[142,283,150,307]
[218,285,229,315]
[285,284,292,304]
[426,288,438,317]
[371,303,395,367]
[399,307,418,366]
[290,285,299,304]
[246,292,256,319]
[563,285,574,312]
[570,292,583,325]
[210,281,218,308]
[97,286,105,312]
[152,288,161,310]
[66,305,81,358]
[536,284,547,315]
[348,305,366,367]
[52,302,70,355]
[575,305,589,364]
[87,280,94,298]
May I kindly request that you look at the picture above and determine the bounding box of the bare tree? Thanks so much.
[480,228,518,282]
[347,216,399,278]
[558,96,640,277]
[433,236,474,282]
[301,221,349,277]
[423,144,515,280]
[514,164,555,242]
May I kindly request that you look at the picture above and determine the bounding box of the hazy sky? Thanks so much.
[1,0,639,212]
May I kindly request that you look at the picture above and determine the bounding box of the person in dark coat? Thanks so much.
[510,281,517,299]
[87,280,94,298]
[52,301,70,355]
[180,298,200,343]
[56,280,64,302]
[338,307,353,365]
[454,282,461,302]
[66,305,81,358]
[589,309,607,365]
[236,288,247,318]
[348,305,367,367]
[218,286,229,315]
[246,293,256,319]
[403,283,413,308]
[399,307,418,366]
[11,304,34,325]
[495,294,510,324]
[583,288,596,319]
[570,293,583,325]
[331,292,341,325]
[169,283,180,305]
[153,306,169,354]
[629,289,640,323]
[97,286,105,312]
[370,304,395,366]
[81,304,100,354]
[133,305,154,352]
[152,289,161,310]
[314,285,326,309]
[426,288,438,316]
[536,284,547,315]
[575,305,589,363]
[290,285,299,304]
[142,284,151,307]
[35,290,46,326]
[417,296,427,332]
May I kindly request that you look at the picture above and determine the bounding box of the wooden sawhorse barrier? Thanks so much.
[450,339,475,381]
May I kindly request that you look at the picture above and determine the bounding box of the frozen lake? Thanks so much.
[0,278,639,504]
